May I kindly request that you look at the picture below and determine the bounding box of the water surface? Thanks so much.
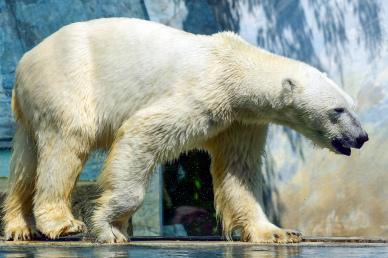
[0,243,386,258]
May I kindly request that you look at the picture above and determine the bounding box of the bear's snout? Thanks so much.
[331,130,368,156]
[355,132,369,149]
[332,138,351,156]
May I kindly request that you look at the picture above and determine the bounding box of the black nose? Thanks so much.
[355,133,369,149]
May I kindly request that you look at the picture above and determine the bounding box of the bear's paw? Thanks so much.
[95,225,128,243]
[243,224,302,243]
[38,219,87,239]
[5,224,40,241]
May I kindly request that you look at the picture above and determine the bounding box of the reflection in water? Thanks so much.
[223,245,302,258]
[0,244,387,258]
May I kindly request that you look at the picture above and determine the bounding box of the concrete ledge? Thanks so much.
[0,236,386,247]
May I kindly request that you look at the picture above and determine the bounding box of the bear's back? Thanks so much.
[14,18,220,138]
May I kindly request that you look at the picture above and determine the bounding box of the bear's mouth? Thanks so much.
[331,138,351,156]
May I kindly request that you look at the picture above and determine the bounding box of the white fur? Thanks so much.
[4,18,358,243]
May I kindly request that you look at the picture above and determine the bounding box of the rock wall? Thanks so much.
[145,0,388,238]
[0,0,148,143]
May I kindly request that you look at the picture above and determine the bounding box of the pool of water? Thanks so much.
[0,244,386,258]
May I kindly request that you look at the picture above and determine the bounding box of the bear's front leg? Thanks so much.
[206,123,302,243]
[91,126,150,243]
[92,104,213,243]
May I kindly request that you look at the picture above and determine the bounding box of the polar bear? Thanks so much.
[4,18,368,243]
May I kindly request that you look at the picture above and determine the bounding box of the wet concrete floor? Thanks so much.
[0,237,386,258]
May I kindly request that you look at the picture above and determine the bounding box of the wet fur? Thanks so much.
[4,18,357,243]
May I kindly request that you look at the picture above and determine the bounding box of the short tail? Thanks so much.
[11,88,22,122]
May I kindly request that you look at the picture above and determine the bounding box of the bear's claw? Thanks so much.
[5,226,41,241]
[268,228,302,243]
[39,219,87,239]
[59,219,87,237]
[95,224,128,243]
[244,225,303,243]
[285,229,303,243]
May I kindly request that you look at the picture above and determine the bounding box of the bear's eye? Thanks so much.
[334,107,345,113]
[329,108,345,123]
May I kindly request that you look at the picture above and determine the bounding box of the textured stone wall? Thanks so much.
[145,0,388,238]
[0,0,148,145]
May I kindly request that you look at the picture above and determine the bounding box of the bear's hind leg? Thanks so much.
[206,123,302,243]
[33,130,89,239]
[3,126,39,240]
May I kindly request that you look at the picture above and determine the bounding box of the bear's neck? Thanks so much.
[214,45,303,124]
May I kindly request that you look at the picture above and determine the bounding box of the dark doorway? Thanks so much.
[163,150,221,236]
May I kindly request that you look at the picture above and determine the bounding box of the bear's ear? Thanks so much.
[282,78,297,93]
[281,78,297,105]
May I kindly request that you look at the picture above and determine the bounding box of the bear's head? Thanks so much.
[277,64,368,156]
